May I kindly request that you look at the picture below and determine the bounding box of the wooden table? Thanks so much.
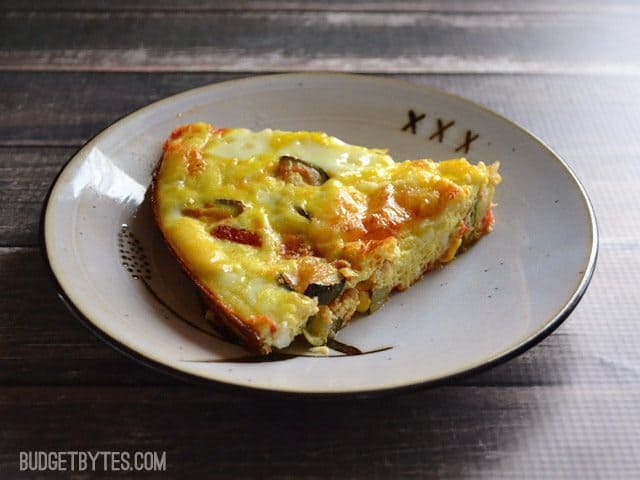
[2,2,639,478]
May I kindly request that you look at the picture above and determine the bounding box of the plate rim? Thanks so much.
[40,72,599,397]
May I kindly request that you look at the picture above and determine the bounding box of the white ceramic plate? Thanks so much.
[42,73,597,395]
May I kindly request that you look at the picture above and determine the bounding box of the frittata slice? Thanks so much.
[152,123,501,354]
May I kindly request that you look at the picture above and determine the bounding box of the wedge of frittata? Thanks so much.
[152,123,501,353]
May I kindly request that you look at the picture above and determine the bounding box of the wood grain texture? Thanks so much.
[0,148,70,247]
[2,0,639,13]
[3,73,640,147]
[0,246,175,386]
[1,385,639,478]
[1,11,639,73]
[0,73,245,147]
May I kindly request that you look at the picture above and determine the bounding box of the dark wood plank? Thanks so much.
[1,385,639,478]
[0,73,245,146]
[1,11,638,73]
[2,0,638,13]
[0,148,71,247]
[0,247,179,386]
[0,242,636,387]
[2,73,640,147]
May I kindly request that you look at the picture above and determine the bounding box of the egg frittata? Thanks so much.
[152,123,501,353]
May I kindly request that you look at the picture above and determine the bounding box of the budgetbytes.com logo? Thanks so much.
[19,451,167,473]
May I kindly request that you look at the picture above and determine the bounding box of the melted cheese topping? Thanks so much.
[155,123,500,349]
